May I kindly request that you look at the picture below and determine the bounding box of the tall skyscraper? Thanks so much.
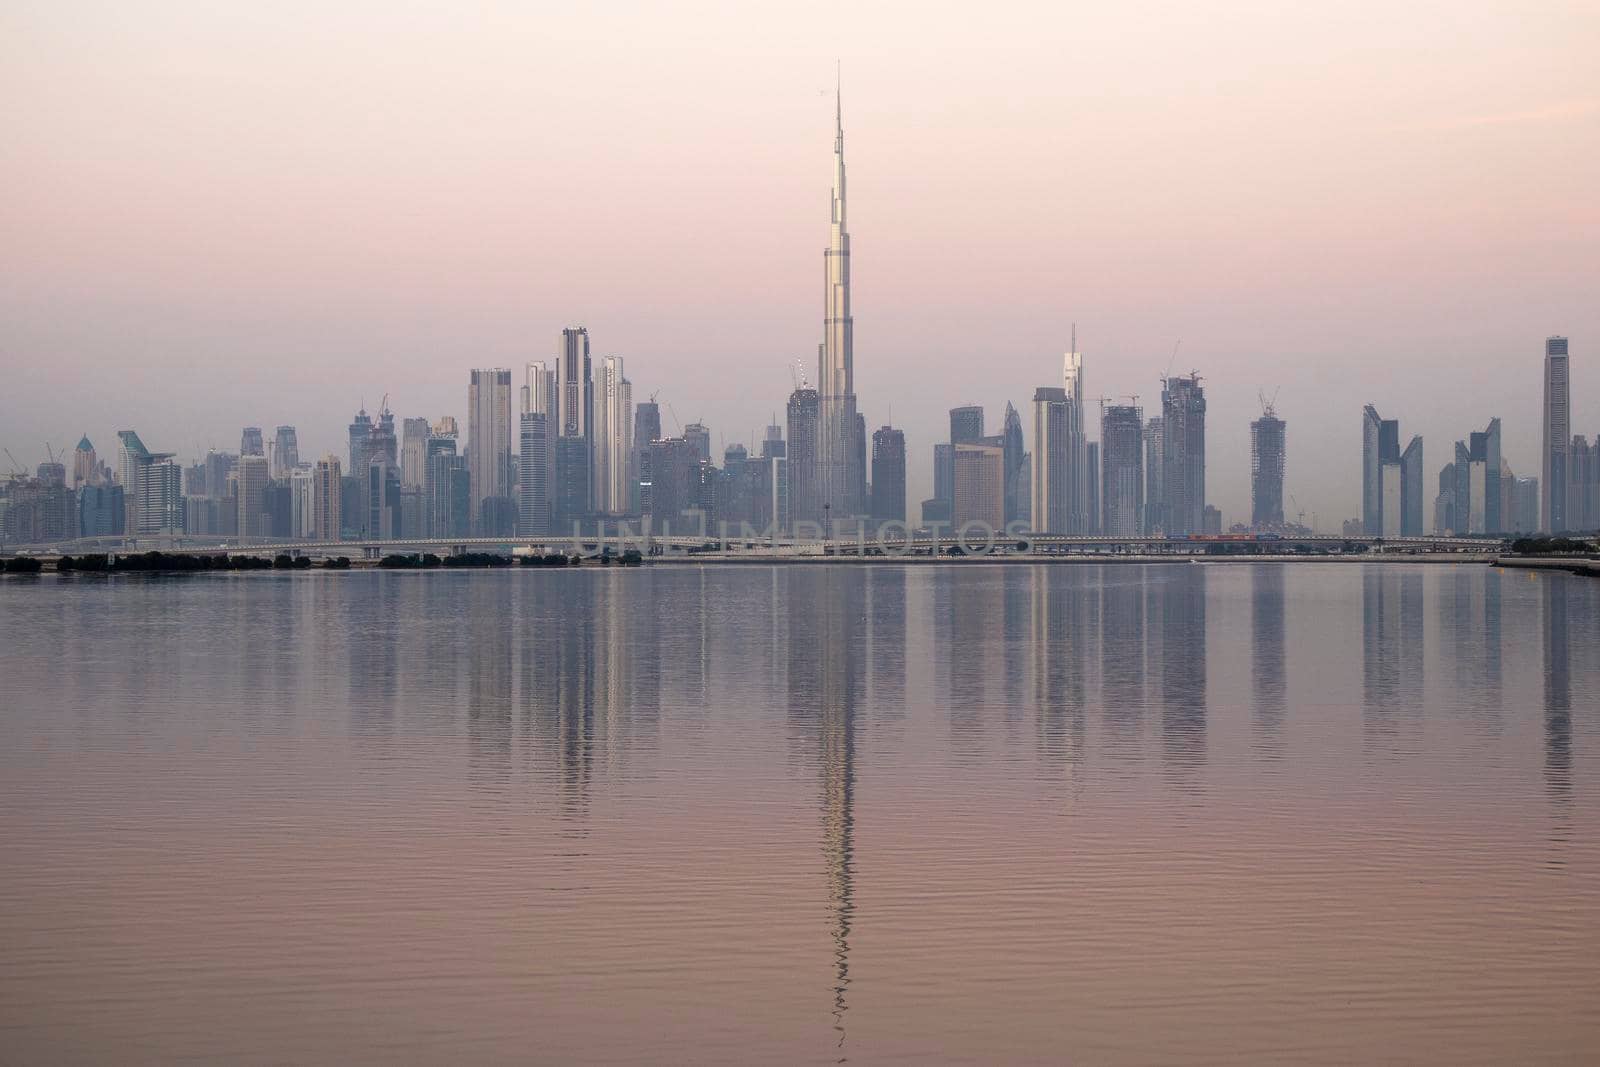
[1001,403,1026,525]
[555,328,593,523]
[1542,336,1570,532]
[1031,388,1069,534]
[632,399,661,515]
[240,426,264,457]
[949,405,984,445]
[117,430,184,536]
[684,423,711,466]
[236,454,270,540]
[817,84,864,521]
[1442,418,1502,535]
[786,386,820,528]
[468,368,514,534]
[593,355,633,515]
[72,436,97,489]
[290,466,315,538]
[952,442,1005,532]
[1250,401,1286,530]
[312,455,342,541]
[400,418,430,490]
[870,426,906,525]
[1061,339,1091,532]
[347,408,373,479]
[1161,374,1207,537]
[1143,416,1165,534]
[1101,403,1144,536]
[271,426,299,480]
[1363,404,1423,537]
[1571,435,1598,532]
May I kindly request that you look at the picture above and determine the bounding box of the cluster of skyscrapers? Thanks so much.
[0,94,1590,548]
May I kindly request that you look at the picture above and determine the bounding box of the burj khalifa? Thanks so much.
[816,79,866,525]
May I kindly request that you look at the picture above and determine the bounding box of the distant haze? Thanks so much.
[3,1,1597,524]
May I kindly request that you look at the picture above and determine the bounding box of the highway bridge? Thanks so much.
[7,528,1508,562]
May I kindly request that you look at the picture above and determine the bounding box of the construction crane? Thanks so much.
[3,448,25,476]
[44,442,58,466]
[1289,492,1307,529]
[1257,387,1281,419]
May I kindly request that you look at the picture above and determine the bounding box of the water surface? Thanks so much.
[2,562,1597,1063]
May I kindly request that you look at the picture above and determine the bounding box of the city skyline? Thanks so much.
[3,3,1598,524]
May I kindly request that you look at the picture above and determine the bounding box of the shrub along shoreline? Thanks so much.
[2,548,643,575]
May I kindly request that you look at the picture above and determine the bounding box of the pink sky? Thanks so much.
[3,0,1597,522]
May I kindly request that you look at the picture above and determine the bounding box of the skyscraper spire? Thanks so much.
[816,66,860,521]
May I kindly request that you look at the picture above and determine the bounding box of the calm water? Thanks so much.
[2,562,1598,1064]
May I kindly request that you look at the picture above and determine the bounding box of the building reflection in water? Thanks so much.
[348,575,402,742]
[1155,567,1207,775]
[514,571,661,823]
[935,569,995,749]
[785,567,868,1054]
[1361,566,1424,753]
[1030,566,1087,769]
[1440,566,1503,728]
[1542,575,1573,861]
[1099,569,1147,759]
[1250,565,1288,756]
[467,574,513,790]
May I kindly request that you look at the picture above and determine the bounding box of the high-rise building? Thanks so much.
[555,329,593,522]
[312,456,342,540]
[468,368,514,534]
[1143,416,1165,534]
[952,442,1005,532]
[870,426,906,525]
[1085,442,1100,534]
[1061,340,1092,532]
[117,430,185,536]
[759,423,789,532]
[426,424,469,541]
[518,411,550,538]
[1161,374,1206,536]
[72,436,97,489]
[683,423,711,466]
[366,453,401,539]
[632,400,661,514]
[400,418,430,490]
[1001,403,1026,525]
[290,467,316,538]
[949,405,984,446]
[240,426,264,457]
[1101,403,1144,536]
[592,355,633,514]
[786,387,820,528]
[1542,336,1570,532]
[1399,436,1424,537]
[1031,388,1068,534]
[236,454,270,540]
[1250,402,1286,530]
[1571,435,1599,532]
[1363,405,1423,537]
[77,482,123,537]
[933,442,955,513]
[347,407,373,477]
[816,84,864,522]
[271,426,299,480]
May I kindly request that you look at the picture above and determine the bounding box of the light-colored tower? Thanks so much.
[1061,329,1091,532]
[1542,336,1570,532]
[817,76,861,523]
[312,455,342,541]
[593,355,634,514]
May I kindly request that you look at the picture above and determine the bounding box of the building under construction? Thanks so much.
[1250,396,1286,530]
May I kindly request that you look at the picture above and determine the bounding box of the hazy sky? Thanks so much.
[3,0,1597,525]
